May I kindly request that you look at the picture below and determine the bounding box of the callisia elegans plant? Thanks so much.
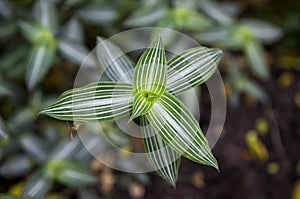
[41,36,223,186]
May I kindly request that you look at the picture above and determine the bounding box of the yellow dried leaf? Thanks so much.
[292,180,300,199]
[245,130,269,162]
[255,117,270,135]
[278,72,294,88]
[8,181,23,196]
[266,162,280,174]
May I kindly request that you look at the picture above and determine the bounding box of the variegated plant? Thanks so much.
[41,36,223,186]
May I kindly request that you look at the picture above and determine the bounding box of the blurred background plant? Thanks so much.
[0,0,300,198]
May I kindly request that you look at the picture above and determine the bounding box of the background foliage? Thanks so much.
[0,0,300,198]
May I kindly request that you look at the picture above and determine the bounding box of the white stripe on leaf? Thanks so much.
[41,82,133,122]
[146,92,218,170]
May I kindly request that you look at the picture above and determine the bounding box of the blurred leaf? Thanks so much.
[172,8,212,31]
[241,19,283,44]
[124,4,165,27]
[105,128,131,147]
[78,6,118,25]
[255,117,269,135]
[0,155,32,178]
[96,36,134,83]
[141,116,180,187]
[244,39,270,80]
[77,188,100,199]
[0,195,23,199]
[147,92,218,169]
[0,0,12,19]
[34,0,57,32]
[8,181,24,196]
[200,0,236,24]
[20,133,48,163]
[0,22,17,39]
[41,82,133,121]
[22,168,54,199]
[47,160,97,187]
[233,75,267,101]
[266,162,280,174]
[62,17,84,42]
[292,180,300,199]
[25,43,56,90]
[48,137,81,160]
[245,130,269,162]
[58,37,96,67]
[0,116,8,138]
[193,26,231,44]
[0,46,27,74]
[166,46,222,95]
[8,108,35,132]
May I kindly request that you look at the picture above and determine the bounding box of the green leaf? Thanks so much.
[20,133,48,163]
[166,47,223,95]
[25,43,56,90]
[63,17,84,42]
[34,0,57,32]
[0,155,32,178]
[146,92,218,169]
[96,37,134,83]
[22,168,54,199]
[132,36,167,96]
[173,8,212,31]
[243,39,270,80]
[0,195,23,199]
[58,37,96,67]
[200,0,236,24]
[46,160,97,187]
[130,91,155,120]
[78,6,118,25]
[123,4,165,27]
[49,137,81,160]
[41,82,133,122]
[0,0,12,19]
[193,26,231,44]
[141,116,180,187]
[0,116,7,138]
[18,21,46,43]
[241,19,283,44]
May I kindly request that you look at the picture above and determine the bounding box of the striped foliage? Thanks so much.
[132,36,167,96]
[141,116,180,187]
[167,47,223,95]
[42,35,223,186]
[41,82,133,122]
[146,92,218,169]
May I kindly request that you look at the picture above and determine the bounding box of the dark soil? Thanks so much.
[112,67,300,199]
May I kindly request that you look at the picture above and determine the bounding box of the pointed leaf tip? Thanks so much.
[166,46,223,94]
[132,35,167,96]
[146,92,218,168]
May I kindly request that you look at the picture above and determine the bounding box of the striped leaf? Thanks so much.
[96,37,134,83]
[146,92,218,169]
[40,82,133,122]
[25,43,56,90]
[166,47,223,95]
[132,36,167,97]
[141,116,180,187]
[131,91,154,120]
[34,0,57,32]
